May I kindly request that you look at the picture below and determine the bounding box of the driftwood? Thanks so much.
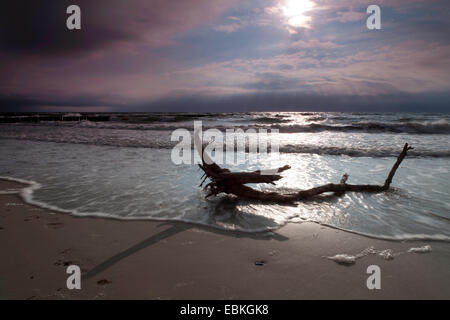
[198,141,413,202]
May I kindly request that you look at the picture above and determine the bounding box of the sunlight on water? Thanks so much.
[0,138,449,240]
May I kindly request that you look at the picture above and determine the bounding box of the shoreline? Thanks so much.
[2,175,449,242]
[0,180,449,299]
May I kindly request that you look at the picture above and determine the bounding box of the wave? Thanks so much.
[1,175,449,241]
[112,113,219,123]
[253,116,290,124]
[0,176,281,233]
[4,118,449,134]
[272,120,450,134]
[279,145,450,158]
[1,136,449,158]
[308,220,450,242]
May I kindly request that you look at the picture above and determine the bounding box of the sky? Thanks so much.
[0,0,449,112]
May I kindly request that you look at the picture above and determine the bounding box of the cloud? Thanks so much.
[0,0,449,112]
[243,72,301,90]
[133,91,450,112]
[170,38,450,97]
[290,39,340,49]
[213,23,243,33]
[0,93,114,112]
[333,11,366,23]
[0,0,236,56]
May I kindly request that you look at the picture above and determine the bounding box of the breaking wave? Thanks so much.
[0,135,448,158]
[2,118,449,135]
[272,120,450,134]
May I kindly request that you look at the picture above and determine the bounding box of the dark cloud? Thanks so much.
[130,91,450,112]
[0,1,132,55]
[0,93,112,112]
[0,0,234,56]
[2,89,449,113]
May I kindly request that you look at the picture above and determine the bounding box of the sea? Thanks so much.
[0,112,449,240]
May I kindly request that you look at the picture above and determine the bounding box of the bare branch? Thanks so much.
[197,141,412,203]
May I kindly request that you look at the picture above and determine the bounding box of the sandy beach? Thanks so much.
[0,179,449,300]
[1,0,450,304]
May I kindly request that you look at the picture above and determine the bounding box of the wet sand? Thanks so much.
[0,180,449,300]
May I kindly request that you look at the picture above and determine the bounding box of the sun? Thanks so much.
[281,0,315,28]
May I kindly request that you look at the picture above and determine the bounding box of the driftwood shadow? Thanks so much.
[82,215,289,280]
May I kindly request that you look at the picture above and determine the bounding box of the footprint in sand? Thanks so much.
[54,258,74,267]
[46,222,64,229]
[254,260,266,266]
[54,248,78,267]
[97,279,112,286]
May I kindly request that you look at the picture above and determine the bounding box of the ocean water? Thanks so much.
[0,112,449,240]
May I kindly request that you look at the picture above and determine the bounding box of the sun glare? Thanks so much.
[281,0,315,28]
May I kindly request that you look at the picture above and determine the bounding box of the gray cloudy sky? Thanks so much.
[1,0,449,112]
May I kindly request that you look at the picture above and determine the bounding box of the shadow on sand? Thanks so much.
[82,199,290,280]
